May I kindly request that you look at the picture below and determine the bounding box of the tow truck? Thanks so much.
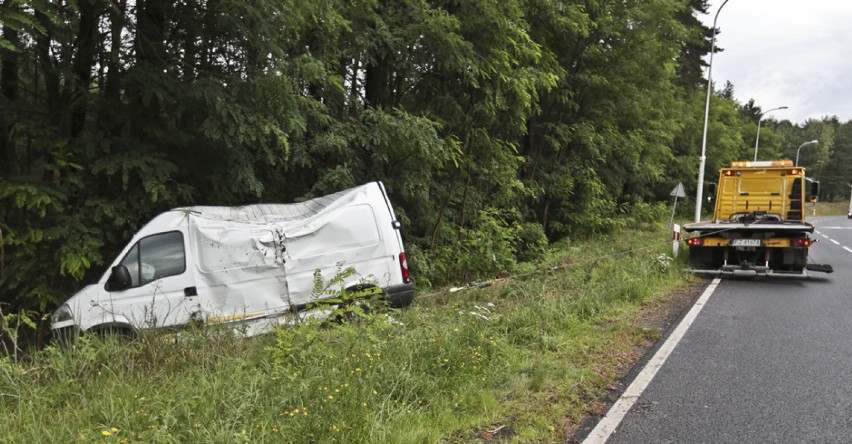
[684,160,833,277]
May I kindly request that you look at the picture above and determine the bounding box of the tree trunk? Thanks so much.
[136,0,168,63]
[104,0,127,100]
[364,53,390,109]
[0,7,19,175]
[131,0,169,134]
[364,0,391,109]
[457,172,471,236]
[70,0,103,137]
[522,111,538,181]
[34,11,61,131]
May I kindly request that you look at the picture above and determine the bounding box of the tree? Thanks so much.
[523,0,702,237]
[0,0,730,311]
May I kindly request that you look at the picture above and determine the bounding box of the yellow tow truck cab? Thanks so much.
[683,160,832,277]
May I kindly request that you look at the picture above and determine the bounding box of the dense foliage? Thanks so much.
[1,0,849,312]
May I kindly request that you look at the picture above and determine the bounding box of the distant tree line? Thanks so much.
[1,0,849,312]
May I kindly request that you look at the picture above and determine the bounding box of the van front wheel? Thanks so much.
[89,325,136,341]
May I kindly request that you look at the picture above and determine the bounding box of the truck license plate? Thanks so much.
[730,239,761,247]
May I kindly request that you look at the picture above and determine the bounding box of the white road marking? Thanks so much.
[583,277,722,444]
[822,234,830,239]
[843,247,852,254]
[831,239,841,245]
[817,226,852,229]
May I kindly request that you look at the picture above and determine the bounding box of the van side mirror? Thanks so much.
[810,181,820,203]
[105,265,132,291]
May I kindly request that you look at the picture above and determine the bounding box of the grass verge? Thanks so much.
[813,200,848,217]
[0,223,697,443]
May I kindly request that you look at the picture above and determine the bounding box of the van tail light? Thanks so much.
[686,237,704,246]
[399,253,411,283]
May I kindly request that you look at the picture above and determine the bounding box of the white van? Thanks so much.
[51,182,415,337]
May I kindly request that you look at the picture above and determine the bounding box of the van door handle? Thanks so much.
[184,286,198,297]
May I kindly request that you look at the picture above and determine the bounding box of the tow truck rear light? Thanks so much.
[788,169,801,175]
[399,252,411,283]
[793,238,812,247]
[686,237,704,246]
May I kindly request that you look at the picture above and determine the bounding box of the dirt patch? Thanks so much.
[564,277,711,443]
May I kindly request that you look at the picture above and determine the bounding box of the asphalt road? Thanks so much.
[593,215,852,443]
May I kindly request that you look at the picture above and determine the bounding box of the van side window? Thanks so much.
[118,231,186,287]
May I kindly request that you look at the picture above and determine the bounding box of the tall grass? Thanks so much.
[0,224,694,443]
[813,200,848,217]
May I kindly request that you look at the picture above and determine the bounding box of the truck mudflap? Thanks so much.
[687,263,833,278]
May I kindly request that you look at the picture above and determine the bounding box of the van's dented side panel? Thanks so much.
[53,182,414,336]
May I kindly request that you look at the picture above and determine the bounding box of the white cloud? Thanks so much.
[702,1,852,123]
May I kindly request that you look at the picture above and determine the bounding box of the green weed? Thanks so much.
[0,223,694,443]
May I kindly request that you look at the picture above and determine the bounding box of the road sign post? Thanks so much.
[669,183,686,229]
[673,224,681,257]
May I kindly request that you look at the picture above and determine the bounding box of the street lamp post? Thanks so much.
[795,140,819,166]
[695,0,732,223]
[754,105,788,162]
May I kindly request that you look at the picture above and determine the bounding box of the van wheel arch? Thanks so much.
[88,324,137,340]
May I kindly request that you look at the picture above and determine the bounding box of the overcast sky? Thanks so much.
[699,0,852,124]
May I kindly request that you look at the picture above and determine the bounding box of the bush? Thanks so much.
[626,201,669,224]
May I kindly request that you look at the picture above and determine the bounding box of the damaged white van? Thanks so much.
[51,182,414,338]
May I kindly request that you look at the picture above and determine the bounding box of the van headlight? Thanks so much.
[51,304,73,324]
